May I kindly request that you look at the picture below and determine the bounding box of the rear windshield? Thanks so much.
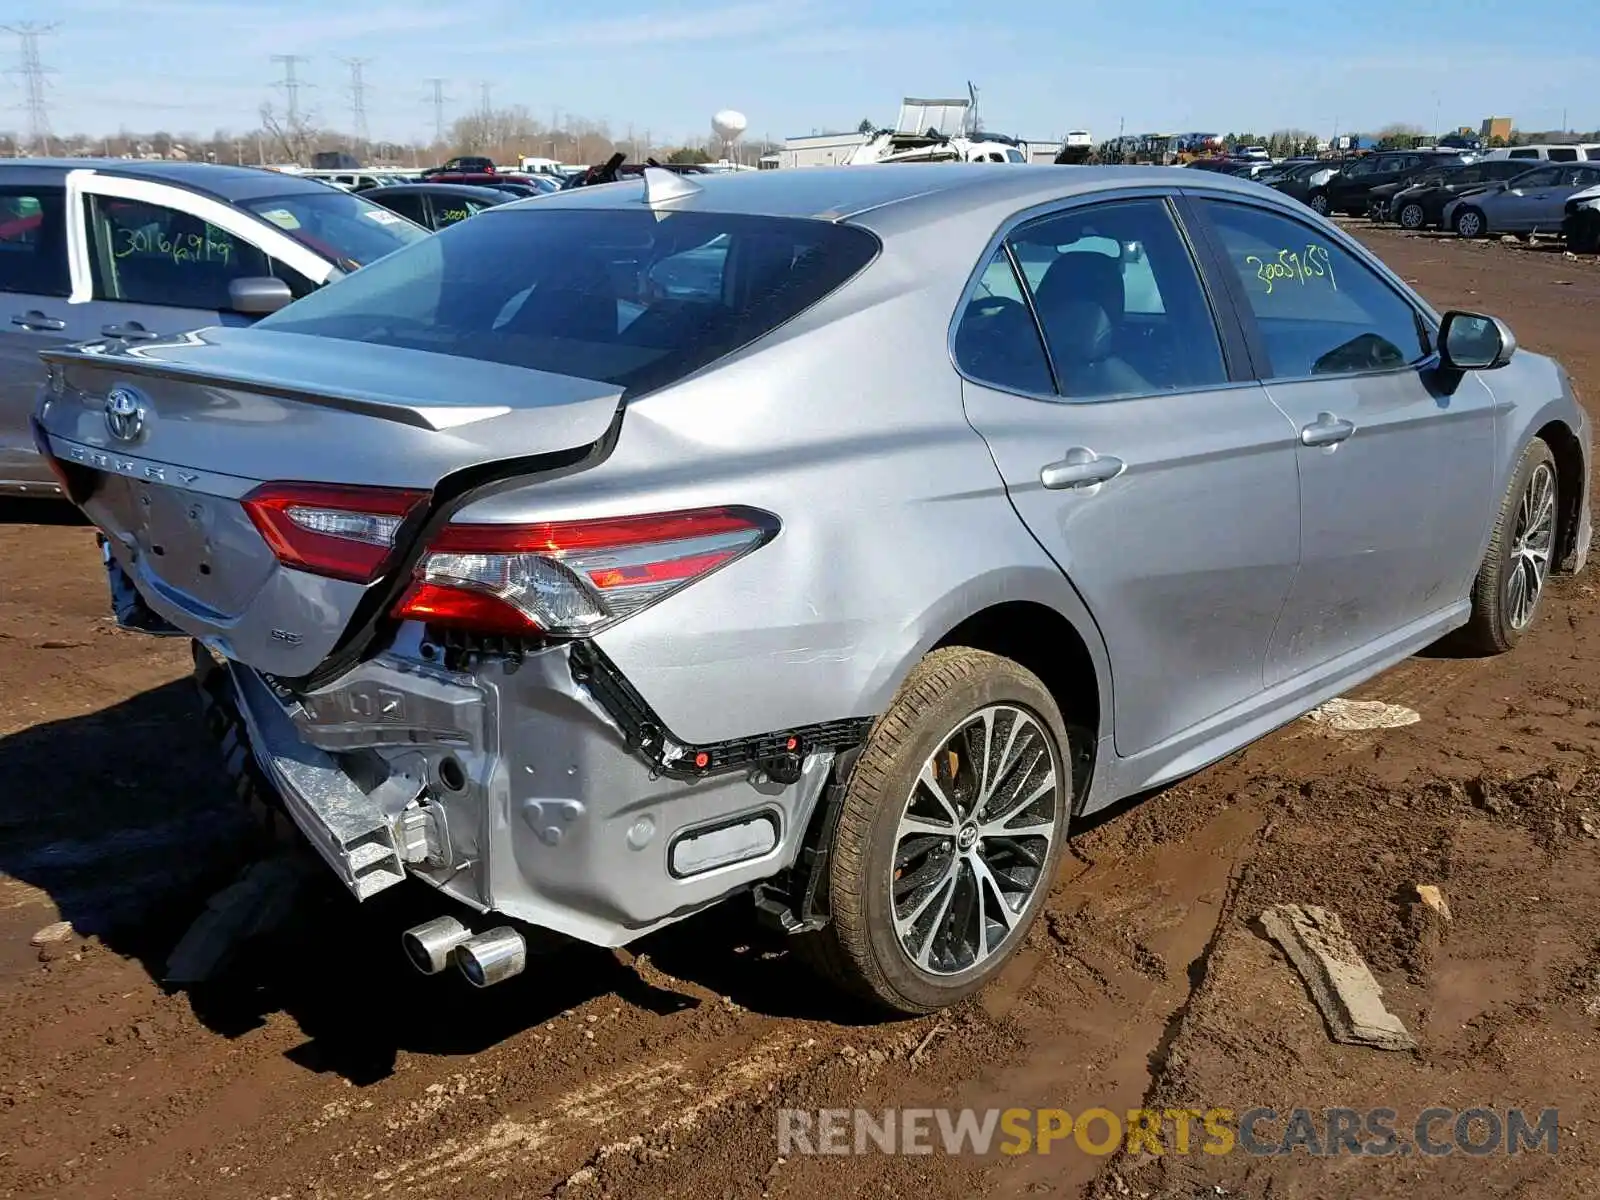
[238,189,429,272]
[254,208,880,394]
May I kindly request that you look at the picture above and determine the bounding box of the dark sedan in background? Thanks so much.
[1380,160,1545,230]
[1321,151,1470,218]
[1265,160,1342,213]
[356,183,513,231]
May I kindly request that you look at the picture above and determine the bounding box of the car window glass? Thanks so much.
[376,193,427,224]
[85,195,301,309]
[1004,198,1227,401]
[433,197,477,228]
[254,209,879,395]
[1509,149,1539,159]
[1199,199,1426,379]
[1562,166,1600,187]
[1513,167,1562,187]
[954,248,1054,394]
[1343,159,1375,177]
[1548,148,1578,162]
[0,186,69,297]
[1453,166,1484,184]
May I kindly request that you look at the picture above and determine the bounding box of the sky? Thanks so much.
[14,0,1598,149]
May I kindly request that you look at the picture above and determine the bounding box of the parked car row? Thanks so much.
[1247,149,1600,252]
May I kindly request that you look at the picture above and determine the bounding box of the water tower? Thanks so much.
[712,109,747,166]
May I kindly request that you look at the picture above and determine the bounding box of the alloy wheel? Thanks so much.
[1506,462,1556,630]
[1400,203,1425,229]
[1457,210,1483,238]
[1310,194,1330,215]
[890,704,1060,976]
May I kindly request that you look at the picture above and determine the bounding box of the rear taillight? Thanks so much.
[392,506,778,637]
[243,482,429,584]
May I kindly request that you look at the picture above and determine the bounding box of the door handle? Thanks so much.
[1040,448,1126,490]
[12,310,65,332]
[1300,412,1356,447]
[101,322,160,341]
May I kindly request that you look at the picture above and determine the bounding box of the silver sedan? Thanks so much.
[36,165,1592,1014]
[1444,161,1600,237]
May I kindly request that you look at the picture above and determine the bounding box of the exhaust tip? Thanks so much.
[401,915,473,975]
[454,927,527,988]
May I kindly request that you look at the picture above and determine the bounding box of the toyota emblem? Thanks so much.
[104,387,146,443]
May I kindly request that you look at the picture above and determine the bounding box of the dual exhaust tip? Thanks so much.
[401,915,526,988]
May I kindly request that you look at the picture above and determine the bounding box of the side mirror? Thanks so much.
[228,276,294,316]
[1439,310,1516,371]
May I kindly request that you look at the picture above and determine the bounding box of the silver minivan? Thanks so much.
[0,160,426,496]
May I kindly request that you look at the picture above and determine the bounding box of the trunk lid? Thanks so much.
[37,326,621,677]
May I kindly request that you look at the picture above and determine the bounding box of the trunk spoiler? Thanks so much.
[40,343,511,433]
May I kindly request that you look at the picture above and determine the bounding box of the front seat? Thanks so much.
[1030,251,1150,398]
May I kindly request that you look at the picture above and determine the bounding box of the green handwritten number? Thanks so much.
[1246,253,1272,295]
[1244,245,1339,294]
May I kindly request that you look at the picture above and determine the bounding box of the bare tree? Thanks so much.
[259,100,317,164]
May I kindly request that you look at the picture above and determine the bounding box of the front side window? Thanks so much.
[0,186,68,297]
[85,195,300,309]
[1199,199,1427,379]
[254,209,879,396]
[1559,166,1600,188]
[1547,147,1579,162]
[1002,198,1227,401]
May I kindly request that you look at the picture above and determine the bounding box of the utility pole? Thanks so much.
[424,77,449,148]
[342,57,372,149]
[270,53,310,126]
[479,80,492,118]
[3,23,58,158]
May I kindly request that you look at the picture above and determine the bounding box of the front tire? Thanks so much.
[800,648,1071,1014]
[1399,202,1427,230]
[1309,192,1331,216]
[1454,206,1486,238]
[1455,439,1559,654]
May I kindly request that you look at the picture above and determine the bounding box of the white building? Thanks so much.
[780,131,871,169]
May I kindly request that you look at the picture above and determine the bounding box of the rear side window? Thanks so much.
[1548,148,1579,162]
[255,209,879,395]
[0,186,68,297]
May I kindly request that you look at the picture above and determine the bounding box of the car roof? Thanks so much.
[362,183,513,201]
[507,163,1278,227]
[0,158,333,202]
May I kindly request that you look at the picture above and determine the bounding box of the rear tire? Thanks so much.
[798,648,1072,1014]
[1454,439,1559,655]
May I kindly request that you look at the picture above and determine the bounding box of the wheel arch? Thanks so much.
[1535,418,1586,573]
[857,567,1112,813]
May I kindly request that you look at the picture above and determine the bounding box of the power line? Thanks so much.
[270,54,310,125]
[342,57,372,145]
[424,77,450,146]
[2,23,58,157]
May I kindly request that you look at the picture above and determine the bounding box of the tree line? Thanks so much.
[6,103,781,169]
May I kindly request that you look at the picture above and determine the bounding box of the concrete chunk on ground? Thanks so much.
[1260,903,1417,1052]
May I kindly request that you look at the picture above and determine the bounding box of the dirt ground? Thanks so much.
[2,224,1599,1200]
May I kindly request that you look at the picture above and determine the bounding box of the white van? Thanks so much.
[1484,143,1600,163]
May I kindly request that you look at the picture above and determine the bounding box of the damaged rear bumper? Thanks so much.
[189,626,841,948]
